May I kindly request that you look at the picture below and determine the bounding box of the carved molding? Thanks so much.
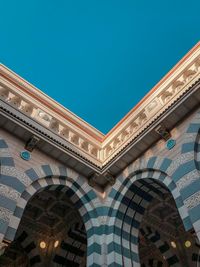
[102,55,200,164]
[0,43,200,167]
[0,84,101,162]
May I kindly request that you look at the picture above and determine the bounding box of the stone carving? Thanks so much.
[184,191,200,210]
[20,102,33,115]
[60,127,69,139]
[0,207,12,222]
[0,86,9,100]
[37,110,51,122]
[0,184,20,201]
[7,94,21,108]
[49,118,60,133]
[147,100,158,112]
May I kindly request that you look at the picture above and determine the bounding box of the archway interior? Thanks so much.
[0,186,87,267]
[135,178,199,267]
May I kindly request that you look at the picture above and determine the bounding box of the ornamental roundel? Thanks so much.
[166,139,176,150]
[20,151,31,161]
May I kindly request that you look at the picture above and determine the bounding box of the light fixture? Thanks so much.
[170,241,176,248]
[185,240,191,248]
[40,241,46,249]
[54,240,59,248]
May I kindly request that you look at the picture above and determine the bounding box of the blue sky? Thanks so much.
[0,1,199,133]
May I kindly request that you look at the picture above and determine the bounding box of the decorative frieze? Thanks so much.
[0,45,200,167]
[0,84,100,161]
[102,55,200,164]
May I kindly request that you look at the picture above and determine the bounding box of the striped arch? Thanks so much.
[140,226,180,267]
[179,110,200,240]
[53,222,87,266]
[106,156,192,267]
[0,136,16,242]
[16,230,41,266]
[0,164,100,266]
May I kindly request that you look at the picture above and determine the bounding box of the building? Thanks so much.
[0,42,200,267]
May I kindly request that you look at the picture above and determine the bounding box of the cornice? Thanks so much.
[102,46,200,164]
[0,65,104,140]
[0,42,200,168]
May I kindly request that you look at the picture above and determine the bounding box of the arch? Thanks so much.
[0,164,100,267]
[3,164,98,241]
[180,110,200,240]
[106,156,192,267]
[108,156,192,230]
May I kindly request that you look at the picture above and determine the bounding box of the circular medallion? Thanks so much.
[166,139,176,150]
[20,151,31,161]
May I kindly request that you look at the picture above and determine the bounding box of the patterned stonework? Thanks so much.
[1,166,31,187]
[184,191,200,209]
[0,148,12,158]
[0,185,19,202]
[168,151,194,175]
[0,207,12,222]
[177,169,200,190]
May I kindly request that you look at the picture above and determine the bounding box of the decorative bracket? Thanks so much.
[25,136,40,152]
[88,171,116,189]
[155,125,171,141]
